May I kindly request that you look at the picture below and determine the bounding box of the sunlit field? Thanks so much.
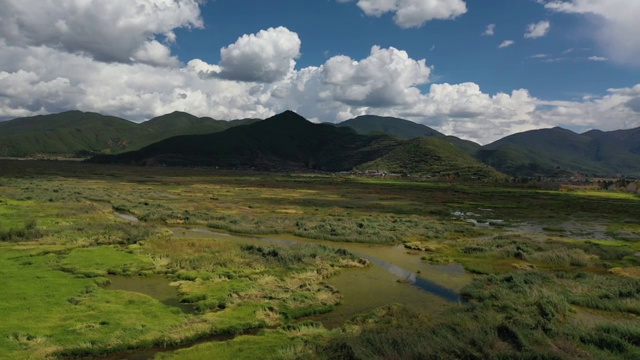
[1,159,639,359]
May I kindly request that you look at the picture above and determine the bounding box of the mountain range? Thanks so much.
[1,110,639,178]
[92,111,401,172]
[479,127,640,177]
[0,110,257,158]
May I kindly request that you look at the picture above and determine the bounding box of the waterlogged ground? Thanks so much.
[1,160,640,359]
[165,228,464,327]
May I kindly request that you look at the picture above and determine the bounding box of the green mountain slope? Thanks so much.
[140,111,260,143]
[583,127,640,155]
[91,111,402,171]
[5,109,640,178]
[357,137,505,180]
[336,115,483,158]
[0,111,256,157]
[444,136,482,157]
[478,127,640,177]
[0,111,140,157]
[337,115,444,139]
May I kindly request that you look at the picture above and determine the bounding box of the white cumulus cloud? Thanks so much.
[545,0,640,66]
[536,85,640,131]
[524,20,551,39]
[4,31,638,145]
[320,46,431,107]
[216,27,301,83]
[0,2,638,147]
[407,84,542,144]
[0,0,203,66]
[340,0,467,28]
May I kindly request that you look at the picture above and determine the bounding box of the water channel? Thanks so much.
[106,213,470,358]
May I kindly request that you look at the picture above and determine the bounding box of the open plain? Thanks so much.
[0,160,639,359]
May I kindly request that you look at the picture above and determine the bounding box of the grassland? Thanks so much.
[0,159,639,359]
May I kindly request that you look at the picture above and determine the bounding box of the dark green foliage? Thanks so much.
[89,222,158,245]
[0,111,139,157]
[583,127,640,156]
[280,304,335,320]
[0,110,254,158]
[357,137,504,180]
[479,126,640,177]
[322,305,556,360]
[181,294,208,304]
[206,212,480,244]
[139,111,259,143]
[322,270,640,360]
[240,243,357,268]
[574,241,634,261]
[92,111,402,171]
[561,273,640,314]
[463,270,640,318]
[579,324,640,357]
[336,115,444,139]
[112,204,130,213]
[5,110,640,179]
[0,220,44,242]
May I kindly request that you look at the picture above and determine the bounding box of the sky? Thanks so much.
[0,0,639,144]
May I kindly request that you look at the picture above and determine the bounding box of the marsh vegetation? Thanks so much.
[1,160,639,359]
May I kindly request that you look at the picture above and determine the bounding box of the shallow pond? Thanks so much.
[310,263,455,328]
[171,227,469,296]
[110,214,471,357]
[170,227,470,328]
[105,275,195,314]
[114,213,470,311]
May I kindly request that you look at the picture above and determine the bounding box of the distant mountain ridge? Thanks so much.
[91,111,402,172]
[2,109,639,177]
[0,111,257,157]
[583,127,640,156]
[479,126,640,177]
[90,111,500,179]
[336,115,444,139]
[0,111,139,157]
[142,111,260,143]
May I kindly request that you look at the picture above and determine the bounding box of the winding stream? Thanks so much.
[171,226,465,302]
[169,227,469,328]
[106,212,470,357]
[116,211,467,302]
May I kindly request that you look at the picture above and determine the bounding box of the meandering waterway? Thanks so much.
[104,212,470,358]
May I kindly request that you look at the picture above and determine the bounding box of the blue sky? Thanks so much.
[0,0,639,144]
[175,0,635,101]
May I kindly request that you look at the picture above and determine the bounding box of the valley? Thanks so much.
[2,1,639,358]
[1,160,639,359]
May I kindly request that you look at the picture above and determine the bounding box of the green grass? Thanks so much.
[156,330,303,360]
[58,246,155,277]
[1,160,640,359]
[319,271,640,360]
[0,247,186,359]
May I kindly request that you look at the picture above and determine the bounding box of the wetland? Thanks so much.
[1,160,640,359]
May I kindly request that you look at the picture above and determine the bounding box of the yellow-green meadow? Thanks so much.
[1,160,639,359]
